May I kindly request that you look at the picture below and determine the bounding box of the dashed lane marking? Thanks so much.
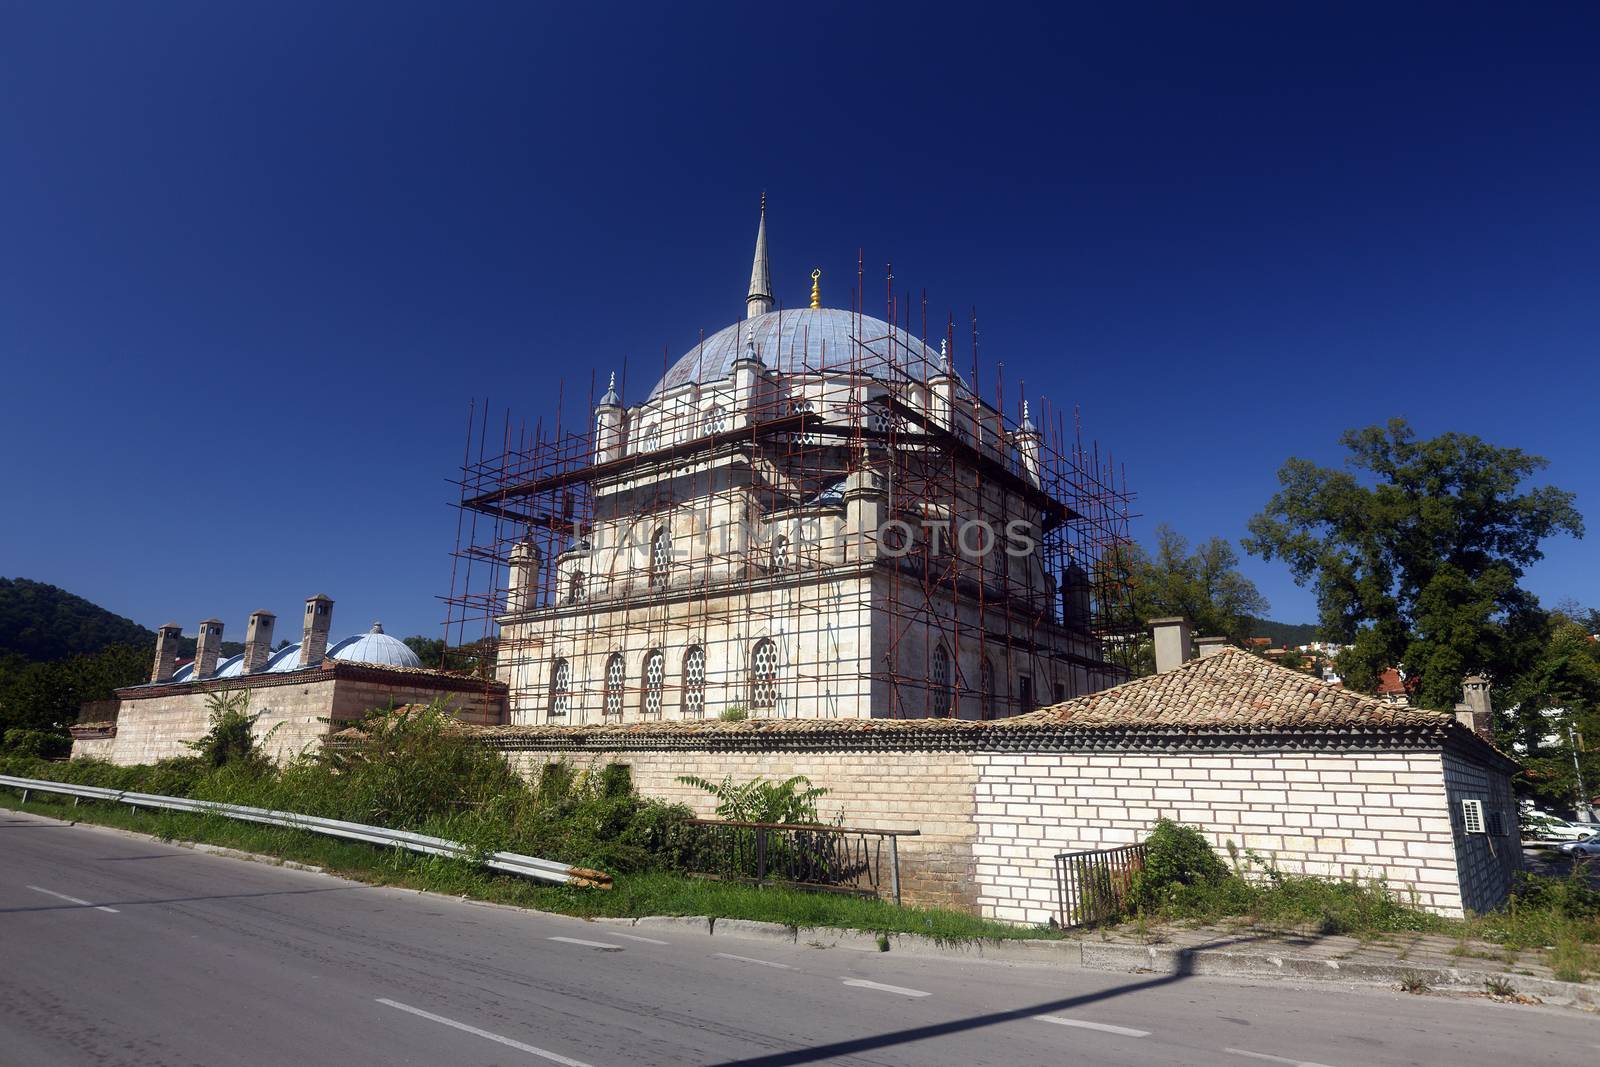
[610,932,669,945]
[547,936,624,951]
[1225,1048,1340,1067]
[26,885,119,913]
[713,952,793,969]
[377,998,593,1066]
[1034,1015,1150,1037]
[840,978,930,997]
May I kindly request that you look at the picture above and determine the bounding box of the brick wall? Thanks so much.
[1442,748,1523,914]
[505,748,979,910]
[972,750,1470,922]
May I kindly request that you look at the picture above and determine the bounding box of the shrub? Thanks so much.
[2,728,70,760]
[187,690,268,771]
[718,705,748,722]
[1128,819,1229,911]
[676,773,830,824]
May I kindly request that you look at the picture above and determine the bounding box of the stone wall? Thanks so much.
[1442,747,1523,915]
[107,677,338,765]
[505,747,979,910]
[973,750,1469,922]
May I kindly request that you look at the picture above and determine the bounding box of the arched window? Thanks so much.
[979,657,995,720]
[548,658,571,720]
[931,642,952,717]
[640,649,664,718]
[649,526,670,587]
[603,653,624,719]
[682,645,706,718]
[567,571,586,605]
[640,422,661,453]
[750,638,778,711]
[703,405,726,436]
[771,534,790,572]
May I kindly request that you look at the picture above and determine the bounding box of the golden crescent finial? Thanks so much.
[809,268,822,309]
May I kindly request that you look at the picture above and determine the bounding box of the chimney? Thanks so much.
[151,623,183,683]
[242,610,276,674]
[1151,617,1193,674]
[1195,636,1230,659]
[193,618,224,681]
[1454,674,1494,740]
[299,594,334,667]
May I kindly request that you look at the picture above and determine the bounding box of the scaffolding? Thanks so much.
[441,261,1140,725]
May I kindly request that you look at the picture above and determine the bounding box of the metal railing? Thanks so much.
[0,774,610,888]
[1054,842,1147,928]
[683,819,918,904]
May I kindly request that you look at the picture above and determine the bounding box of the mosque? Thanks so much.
[486,203,1130,724]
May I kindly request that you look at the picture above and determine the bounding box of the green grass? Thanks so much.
[0,791,1057,943]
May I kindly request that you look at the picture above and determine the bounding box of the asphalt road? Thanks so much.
[2,810,1595,1067]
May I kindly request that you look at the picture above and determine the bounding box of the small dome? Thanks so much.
[326,624,422,669]
[263,643,308,673]
[212,653,246,679]
[650,308,940,398]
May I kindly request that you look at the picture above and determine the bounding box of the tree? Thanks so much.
[0,642,148,738]
[402,635,446,669]
[1243,419,1584,709]
[1502,615,1600,812]
[1125,524,1270,642]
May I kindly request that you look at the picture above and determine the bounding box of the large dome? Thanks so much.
[326,624,422,669]
[650,308,941,398]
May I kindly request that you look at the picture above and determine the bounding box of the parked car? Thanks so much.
[1523,812,1598,840]
[1557,835,1600,857]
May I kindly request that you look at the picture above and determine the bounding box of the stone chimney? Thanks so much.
[151,623,183,683]
[1195,635,1230,659]
[193,618,224,681]
[1454,674,1494,740]
[298,594,334,668]
[1151,617,1193,674]
[242,610,276,674]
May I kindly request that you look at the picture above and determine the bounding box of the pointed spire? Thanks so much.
[1019,400,1036,434]
[599,371,621,407]
[746,192,773,319]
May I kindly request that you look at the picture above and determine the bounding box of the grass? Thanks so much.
[0,791,1058,943]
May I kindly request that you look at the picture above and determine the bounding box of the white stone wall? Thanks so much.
[971,749,1470,922]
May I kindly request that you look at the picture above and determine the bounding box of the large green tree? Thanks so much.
[1125,524,1269,642]
[1243,419,1584,709]
[1500,612,1600,812]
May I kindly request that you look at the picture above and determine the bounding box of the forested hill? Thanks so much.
[1245,617,1321,647]
[0,578,155,661]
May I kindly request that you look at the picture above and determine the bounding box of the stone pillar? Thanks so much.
[242,610,276,674]
[1151,617,1192,674]
[298,594,334,668]
[1061,562,1092,632]
[508,536,542,613]
[843,469,888,563]
[193,618,224,681]
[151,623,183,683]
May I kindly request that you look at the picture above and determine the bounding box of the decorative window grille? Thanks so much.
[750,638,778,711]
[931,643,953,717]
[603,653,624,719]
[1461,798,1485,835]
[649,527,670,587]
[771,535,790,572]
[640,423,661,453]
[641,649,664,719]
[980,657,995,719]
[682,645,706,718]
[567,571,586,604]
[869,408,892,435]
[704,405,726,435]
[548,658,571,720]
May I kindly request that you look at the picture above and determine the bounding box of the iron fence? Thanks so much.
[683,820,918,904]
[1054,842,1147,927]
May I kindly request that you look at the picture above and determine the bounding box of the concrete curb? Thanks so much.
[1081,941,1599,1011]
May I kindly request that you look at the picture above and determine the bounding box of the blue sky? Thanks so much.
[2,3,1595,642]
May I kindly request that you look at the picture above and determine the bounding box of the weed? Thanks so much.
[875,932,890,952]
[1398,972,1430,994]
[1483,977,1516,997]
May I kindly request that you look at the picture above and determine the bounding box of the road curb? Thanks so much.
[1081,941,1599,1010]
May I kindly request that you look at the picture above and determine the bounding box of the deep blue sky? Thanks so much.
[2,3,1595,642]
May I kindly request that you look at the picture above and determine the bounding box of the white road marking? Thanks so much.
[1225,1049,1339,1067]
[840,978,930,997]
[713,952,792,969]
[377,998,593,1066]
[1034,1014,1150,1037]
[610,932,669,945]
[26,885,119,913]
[547,936,624,951]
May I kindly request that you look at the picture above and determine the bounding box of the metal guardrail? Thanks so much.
[683,819,918,904]
[0,774,610,889]
[1054,842,1147,928]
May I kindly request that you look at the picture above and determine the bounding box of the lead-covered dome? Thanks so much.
[326,623,422,668]
[650,308,941,398]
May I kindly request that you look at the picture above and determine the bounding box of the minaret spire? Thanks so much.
[746,192,773,319]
